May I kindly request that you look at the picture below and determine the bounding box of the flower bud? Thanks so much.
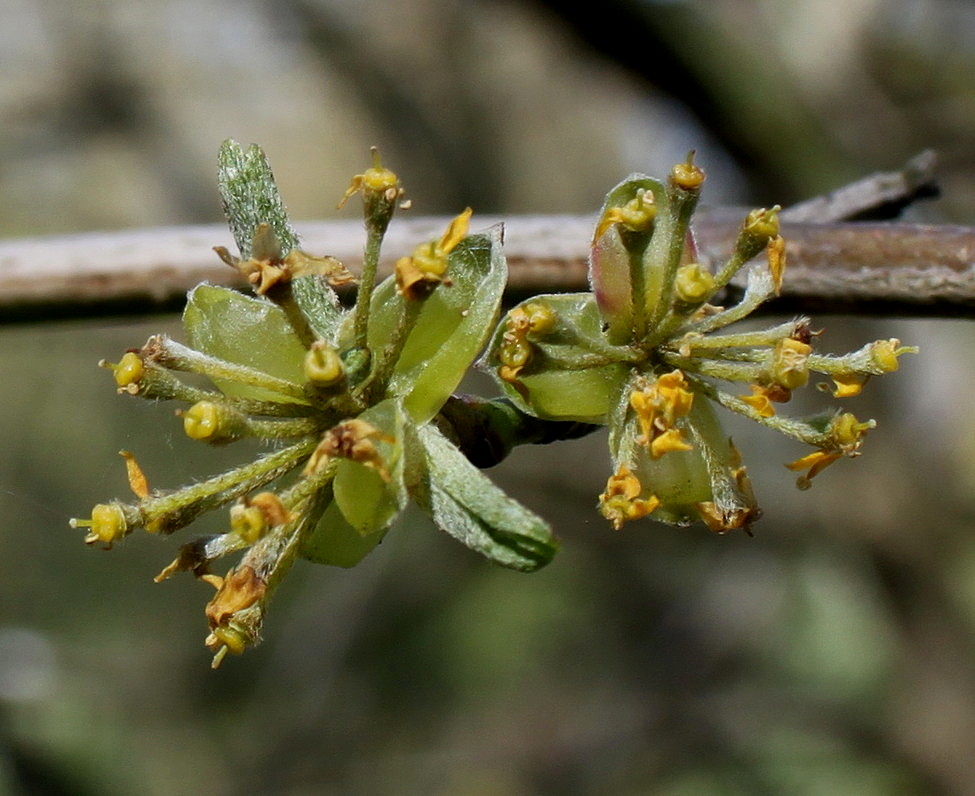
[304,342,345,387]
[181,401,246,444]
[670,152,705,192]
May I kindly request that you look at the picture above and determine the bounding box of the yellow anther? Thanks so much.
[739,385,777,418]
[598,466,661,530]
[649,427,693,459]
[182,401,221,441]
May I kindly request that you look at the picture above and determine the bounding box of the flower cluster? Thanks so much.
[72,144,915,666]
[484,152,915,533]
[71,141,557,666]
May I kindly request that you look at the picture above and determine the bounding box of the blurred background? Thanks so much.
[2,0,974,793]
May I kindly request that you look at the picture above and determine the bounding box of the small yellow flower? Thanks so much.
[828,371,869,398]
[339,148,403,208]
[304,418,392,480]
[630,370,695,452]
[670,151,706,191]
[598,466,661,530]
[395,208,472,300]
[303,342,346,387]
[740,384,778,418]
[674,263,715,304]
[771,337,811,390]
[785,412,875,488]
[870,338,911,372]
[594,190,656,240]
[69,502,129,548]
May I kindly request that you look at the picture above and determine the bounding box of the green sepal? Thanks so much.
[299,495,388,568]
[217,139,299,257]
[183,284,307,400]
[333,398,409,536]
[352,226,506,423]
[484,292,630,423]
[413,424,558,572]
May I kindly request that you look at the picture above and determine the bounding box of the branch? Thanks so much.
[1,152,969,321]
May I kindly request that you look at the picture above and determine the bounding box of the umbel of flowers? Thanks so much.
[484,153,915,533]
[71,142,558,667]
[71,144,914,666]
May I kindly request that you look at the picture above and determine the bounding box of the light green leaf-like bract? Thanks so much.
[485,292,629,424]
[352,226,507,423]
[333,398,409,536]
[217,139,299,258]
[414,424,558,572]
[183,284,308,401]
